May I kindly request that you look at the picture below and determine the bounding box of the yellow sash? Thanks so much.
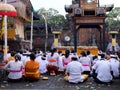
[25,71,39,75]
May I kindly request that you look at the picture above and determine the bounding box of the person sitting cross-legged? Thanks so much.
[108,54,120,79]
[64,56,88,83]
[92,53,113,84]
[78,51,91,76]
[24,53,40,81]
[62,49,72,70]
[4,54,24,82]
[36,54,48,74]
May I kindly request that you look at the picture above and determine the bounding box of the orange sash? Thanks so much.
[49,59,56,62]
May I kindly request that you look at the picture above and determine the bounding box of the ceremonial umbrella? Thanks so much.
[0,3,17,16]
[0,3,17,55]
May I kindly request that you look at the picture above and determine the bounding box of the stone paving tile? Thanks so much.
[0,74,120,90]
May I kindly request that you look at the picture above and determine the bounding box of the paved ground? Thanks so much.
[0,74,120,90]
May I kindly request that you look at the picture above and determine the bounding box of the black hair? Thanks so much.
[51,48,57,56]
[65,49,70,58]
[93,55,98,60]
[30,53,36,60]
[19,50,23,54]
[86,50,90,55]
[41,54,46,60]
[11,51,16,56]
[81,51,86,57]
[101,54,105,59]
[58,50,62,54]
[71,50,75,53]
[72,57,77,61]
[15,54,21,62]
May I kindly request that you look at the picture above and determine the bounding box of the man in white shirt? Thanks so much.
[64,56,88,83]
[92,53,113,84]
[35,54,48,74]
[109,55,120,78]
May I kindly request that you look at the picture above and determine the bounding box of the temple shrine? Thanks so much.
[58,0,114,55]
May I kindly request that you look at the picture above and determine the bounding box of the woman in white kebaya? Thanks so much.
[47,48,59,76]
[4,54,24,82]
[79,51,91,76]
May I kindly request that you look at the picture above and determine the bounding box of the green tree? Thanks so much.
[36,8,47,24]
[36,8,66,31]
[49,14,66,30]
[106,7,120,31]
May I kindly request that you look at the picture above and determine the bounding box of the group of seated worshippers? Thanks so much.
[4,51,40,82]
[3,48,120,84]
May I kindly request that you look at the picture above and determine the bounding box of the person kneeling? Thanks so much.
[64,56,88,83]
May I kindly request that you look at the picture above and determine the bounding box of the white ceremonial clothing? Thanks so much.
[47,52,59,66]
[93,58,100,65]
[35,55,42,61]
[4,53,11,61]
[87,55,93,65]
[66,61,84,83]
[70,53,79,60]
[18,53,27,66]
[109,58,120,77]
[79,56,91,71]
[92,60,113,82]
[35,56,48,74]
[58,55,64,70]
[23,56,30,65]
[4,60,24,79]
